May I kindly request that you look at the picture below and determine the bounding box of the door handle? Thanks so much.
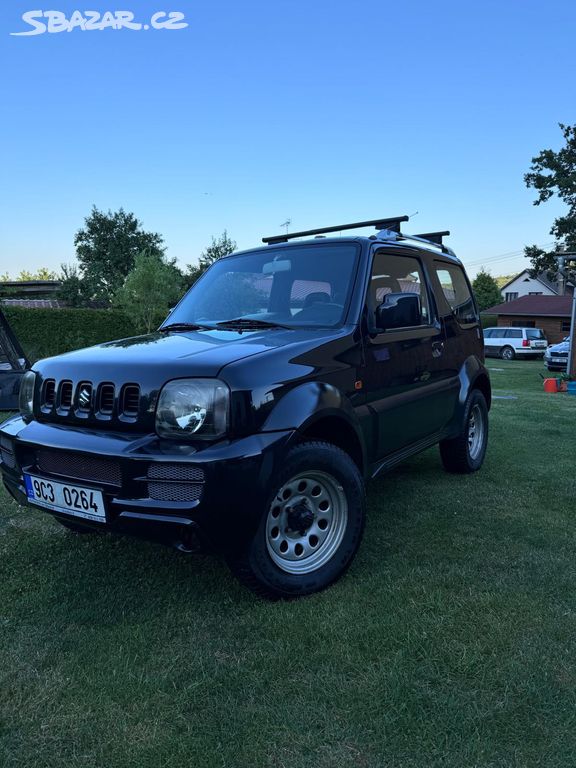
[432,341,444,358]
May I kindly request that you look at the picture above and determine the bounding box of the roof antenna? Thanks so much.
[279,219,291,234]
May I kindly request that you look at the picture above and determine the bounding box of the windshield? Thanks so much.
[526,329,545,340]
[165,244,360,329]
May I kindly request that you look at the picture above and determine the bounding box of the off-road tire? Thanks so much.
[227,441,365,600]
[439,390,488,474]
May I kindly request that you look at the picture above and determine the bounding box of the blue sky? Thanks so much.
[1,0,575,279]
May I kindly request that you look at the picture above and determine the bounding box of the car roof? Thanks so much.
[230,236,463,265]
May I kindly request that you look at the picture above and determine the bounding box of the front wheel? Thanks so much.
[227,441,365,600]
[439,390,489,473]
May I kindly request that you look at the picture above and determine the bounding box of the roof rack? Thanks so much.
[414,231,450,246]
[397,230,455,256]
[262,217,455,256]
[262,216,409,245]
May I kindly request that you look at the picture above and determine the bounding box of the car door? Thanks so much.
[486,328,506,355]
[360,249,459,459]
[0,309,29,410]
[483,328,494,356]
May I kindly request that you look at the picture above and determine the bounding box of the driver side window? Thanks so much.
[370,251,430,327]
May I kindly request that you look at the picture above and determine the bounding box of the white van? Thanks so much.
[483,327,547,360]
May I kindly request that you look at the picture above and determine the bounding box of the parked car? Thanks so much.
[0,216,491,599]
[483,327,547,360]
[544,337,570,371]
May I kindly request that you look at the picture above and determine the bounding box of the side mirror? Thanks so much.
[375,292,421,331]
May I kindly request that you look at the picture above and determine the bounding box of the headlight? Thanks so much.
[156,379,229,440]
[19,371,36,421]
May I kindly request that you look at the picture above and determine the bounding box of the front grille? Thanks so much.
[148,482,204,502]
[98,383,115,416]
[76,382,93,413]
[120,384,140,418]
[147,463,205,502]
[36,449,122,487]
[551,352,568,358]
[43,380,56,408]
[59,381,73,410]
[39,379,142,424]
[0,436,16,469]
[147,464,205,482]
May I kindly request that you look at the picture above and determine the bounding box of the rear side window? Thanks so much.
[491,329,506,338]
[526,329,545,340]
[435,264,477,324]
[505,329,522,339]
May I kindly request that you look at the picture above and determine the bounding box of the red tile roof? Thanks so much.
[483,295,573,317]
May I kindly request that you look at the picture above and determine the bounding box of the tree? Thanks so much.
[74,206,165,301]
[0,268,58,281]
[185,231,236,288]
[113,251,183,333]
[524,123,576,282]
[58,263,93,308]
[494,274,516,289]
[472,269,502,311]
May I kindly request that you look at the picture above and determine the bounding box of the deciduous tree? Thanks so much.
[113,251,183,333]
[185,231,236,288]
[524,123,576,283]
[75,206,165,301]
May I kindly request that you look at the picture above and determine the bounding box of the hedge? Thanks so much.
[3,307,139,362]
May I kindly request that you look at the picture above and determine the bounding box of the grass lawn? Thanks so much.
[1,360,575,768]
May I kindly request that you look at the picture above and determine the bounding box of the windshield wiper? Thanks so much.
[159,322,214,333]
[215,318,291,331]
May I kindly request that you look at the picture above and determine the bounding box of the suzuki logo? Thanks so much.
[78,385,91,408]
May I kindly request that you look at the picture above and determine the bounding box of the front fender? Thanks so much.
[261,381,367,473]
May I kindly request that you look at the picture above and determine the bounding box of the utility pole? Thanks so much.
[556,251,576,379]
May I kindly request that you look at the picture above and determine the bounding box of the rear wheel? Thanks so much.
[227,441,365,600]
[440,390,488,473]
[500,345,515,360]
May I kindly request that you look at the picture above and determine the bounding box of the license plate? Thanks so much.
[24,474,106,522]
[532,342,546,348]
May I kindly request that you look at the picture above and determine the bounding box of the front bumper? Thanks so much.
[0,417,293,554]
[545,358,568,370]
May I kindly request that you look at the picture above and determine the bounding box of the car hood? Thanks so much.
[547,341,570,353]
[33,327,343,381]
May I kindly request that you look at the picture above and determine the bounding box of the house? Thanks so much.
[499,269,559,302]
[483,295,573,344]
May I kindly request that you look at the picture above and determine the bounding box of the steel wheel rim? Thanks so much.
[467,403,485,460]
[265,470,348,575]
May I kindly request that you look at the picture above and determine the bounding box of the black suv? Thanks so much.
[0,216,490,599]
